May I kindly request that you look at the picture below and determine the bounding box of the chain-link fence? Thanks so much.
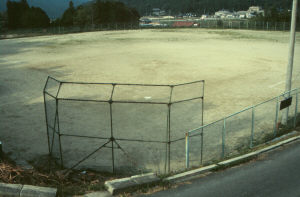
[43,76,204,174]
[1,20,298,39]
[190,20,297,31]
[186,88,300,169]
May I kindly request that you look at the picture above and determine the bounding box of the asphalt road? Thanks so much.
[141,140,300,197]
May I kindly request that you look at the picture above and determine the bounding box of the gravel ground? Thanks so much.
[0,28,299,173]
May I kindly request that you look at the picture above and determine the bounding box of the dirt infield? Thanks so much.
[0,29,299,173]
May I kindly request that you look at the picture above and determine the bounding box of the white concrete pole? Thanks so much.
[283,0,298,124]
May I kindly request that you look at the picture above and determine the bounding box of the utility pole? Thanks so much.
[282,0,298,124]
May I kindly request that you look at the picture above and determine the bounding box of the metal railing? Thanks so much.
[185,88,300,169]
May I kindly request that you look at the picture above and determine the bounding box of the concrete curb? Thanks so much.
[164,133,300,183]
[104,173,160,195]
[0,183,57,197]
[84,191,112,197]
[0,183,23,197]
[164,164,218,183]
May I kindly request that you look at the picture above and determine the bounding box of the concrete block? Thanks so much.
[20,185,57,197]
[84,191,112,197]
[164,164,218,182]
[0,183,23,197]
[131,173,160,185]
[105,177,136,195]
[105,173,161,195]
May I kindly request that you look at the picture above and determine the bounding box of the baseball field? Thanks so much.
[0,28,299,173]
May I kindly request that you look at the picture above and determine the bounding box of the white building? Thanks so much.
[236,11,248,19]
[248,6,262,13]
[152,8,166,16]
[248,6,265,16]
[214,6,264,19]
[215,10,232,18]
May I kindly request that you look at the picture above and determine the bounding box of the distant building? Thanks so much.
[162,16,175,19]
[248,6,265,16]
[236,11,248,19]
[152,8,166,16]
[139,17,152,24]
[215,10,232,18]
[214,6,264,19]
[173,21,194,27]
[248,6,262,13]
[201,14,208,19]
[183,13,196,18]
[246,13,255,18]
[226,14,235,19]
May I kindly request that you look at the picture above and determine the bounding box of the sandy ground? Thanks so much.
[0,29,300,173]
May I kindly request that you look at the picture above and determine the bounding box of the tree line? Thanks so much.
[2,0,299,29]
[6,0,50,28]
[4,0,140,29]
[53,0,140,27]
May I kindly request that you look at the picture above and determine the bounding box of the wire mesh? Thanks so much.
[58,100,111,138]
[112,103,168,142]
[114,140,166,174]
[287,90,298,128]
[171,81,204,103]
[43,76,204,174]
[44,77,60,97]
[277,90,298,134]
[170,100,203,141]
[200,120,224,165]
[57,83,112,101]
[297,93,300,126]
[59,137,112,172]
[253,98,278,146]
[186,88,300,171]
[225,109,252,158]
[113,85,170,103]
[49,131,61,162]
[44,94,57,128]
[187,132,202,168]
[170,139,186,171]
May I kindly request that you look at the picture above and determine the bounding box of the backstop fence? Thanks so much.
[185,88,300,169]
[43,76,204,174]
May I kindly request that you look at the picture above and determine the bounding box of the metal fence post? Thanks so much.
[201,81,205,165]
[250,107,255,148]
[185,132,190,169]
[222,118,226,158]
[294,93,298,128]
[167,86,173,173]
[274,96,280,137]
[56,99,64,168]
